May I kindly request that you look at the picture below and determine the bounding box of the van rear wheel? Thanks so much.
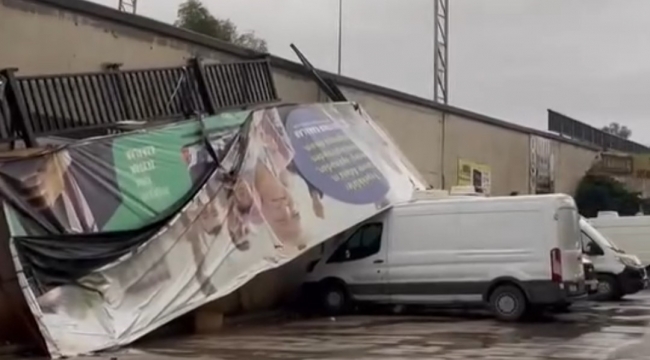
[489,285,527,321]
[320,282,350,315]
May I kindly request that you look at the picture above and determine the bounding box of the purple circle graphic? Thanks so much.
[285,107,389,205]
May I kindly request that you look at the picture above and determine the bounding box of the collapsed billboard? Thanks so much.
[0,102,425,358]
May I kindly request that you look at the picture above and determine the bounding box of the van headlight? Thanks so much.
[618,256,640,268]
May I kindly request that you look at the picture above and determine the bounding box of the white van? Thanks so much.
[588,212,650,267]
[579,217,648,300]
[303,194,586,321]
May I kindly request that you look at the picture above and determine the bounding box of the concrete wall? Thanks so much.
[554,142,598,195]
[0,0,606,322]
[443,114,531,195]
[272,68,321,104]
[0,0,226,74]
[0,0,317,105]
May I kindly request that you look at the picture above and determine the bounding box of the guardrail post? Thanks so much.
[104,63,135,121]
[262,58,279,101]
[238,61,253,106]
[190,58,217,115]
[0,68,37,147]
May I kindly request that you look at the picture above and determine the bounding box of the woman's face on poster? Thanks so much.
[185,200,202,221]
[254,161,301,243]
[233,179,254,211]
[200,198,224,235]
[259,116,291,165]
[228,206,249,246]
[20,151,71,211]
[38,287,63,314]
[261,130,278,152]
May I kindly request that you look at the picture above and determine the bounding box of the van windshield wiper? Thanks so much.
[611,247,625,254]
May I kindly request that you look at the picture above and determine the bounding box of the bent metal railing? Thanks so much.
[0,58,279,147]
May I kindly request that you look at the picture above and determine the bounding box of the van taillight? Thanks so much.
[550,248,562,283]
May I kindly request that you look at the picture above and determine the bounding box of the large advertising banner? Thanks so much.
[457,159,491,195]
[0,111,248,235]
[1,102,423,358]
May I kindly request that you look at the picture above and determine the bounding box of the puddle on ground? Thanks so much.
[134,293,650,360]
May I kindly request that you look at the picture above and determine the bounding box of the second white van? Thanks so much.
[303,194,587,321]
[580,217,648,300]
[588,212,650,267]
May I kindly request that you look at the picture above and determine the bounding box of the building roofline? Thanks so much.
[29,0,600,152]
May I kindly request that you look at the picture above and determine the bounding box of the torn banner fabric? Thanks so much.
[2,102,425,358]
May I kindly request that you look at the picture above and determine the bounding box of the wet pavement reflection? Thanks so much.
[132,292,650,360]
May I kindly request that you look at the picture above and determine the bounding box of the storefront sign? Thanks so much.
[632,154,650,179]
[458,159,491,195]
[590,153,633,176]
[530,136,555,194]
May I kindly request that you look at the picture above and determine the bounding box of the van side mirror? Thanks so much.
[585,242,604,256]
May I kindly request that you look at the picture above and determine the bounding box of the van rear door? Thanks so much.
[556,207,584,283]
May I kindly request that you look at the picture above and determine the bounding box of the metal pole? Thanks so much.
[433,0,449,104]
[337,0,343,75]
[443,0,449,104]
[433,0,439,101]
[118,0,137,14]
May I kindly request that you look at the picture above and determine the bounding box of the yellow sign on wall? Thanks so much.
[633,154,650,179]
[457,159,491,195]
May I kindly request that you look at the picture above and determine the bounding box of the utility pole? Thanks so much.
[118,0,138,14]
[433,0,449,104]
[337,0,343,75]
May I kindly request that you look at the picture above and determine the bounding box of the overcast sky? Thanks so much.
[92,0,650,143]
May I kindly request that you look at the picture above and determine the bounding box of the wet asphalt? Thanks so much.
[118,292,650,360]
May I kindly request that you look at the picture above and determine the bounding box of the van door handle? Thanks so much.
[373,259,384,264]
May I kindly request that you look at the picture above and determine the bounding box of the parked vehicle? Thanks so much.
[411,187,484,200]
[552,255,598,312]
[583,255,599,295]
[588,212,650,269]
[304,194,587,321]
[579,218,648,301]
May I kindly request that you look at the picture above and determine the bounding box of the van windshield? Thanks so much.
[581,219,624,253]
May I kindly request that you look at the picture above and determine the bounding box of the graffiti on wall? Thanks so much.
[530,136,555,194]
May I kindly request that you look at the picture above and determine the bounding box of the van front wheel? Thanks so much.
[594,274,621,301]
[320,282,350,315]
[488,285,527,321]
